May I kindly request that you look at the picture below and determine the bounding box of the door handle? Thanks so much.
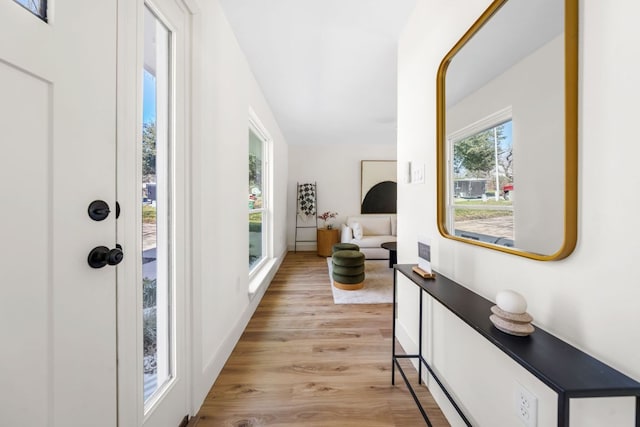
[88,245,124,268]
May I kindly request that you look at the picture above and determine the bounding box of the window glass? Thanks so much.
[450,120,514,246]
[249,128,267,271]
[142,5,173,405]
[13,0,47,20]
[249,212,263,269]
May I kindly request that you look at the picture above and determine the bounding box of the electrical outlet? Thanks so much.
[514,382,537,426]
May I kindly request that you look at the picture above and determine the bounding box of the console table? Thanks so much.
[392,264,640,426]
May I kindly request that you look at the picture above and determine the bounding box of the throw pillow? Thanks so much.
[341,224,352,243]
[352,222,363,239]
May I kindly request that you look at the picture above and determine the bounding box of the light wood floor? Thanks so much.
[190,251,449,427]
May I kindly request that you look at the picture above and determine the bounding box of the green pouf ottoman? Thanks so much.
[332,249,365,290]
[332,243,360,254]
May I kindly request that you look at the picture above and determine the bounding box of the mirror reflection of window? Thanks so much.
[449,119,514,247]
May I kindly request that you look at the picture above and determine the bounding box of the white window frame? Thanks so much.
[248,108,272,279]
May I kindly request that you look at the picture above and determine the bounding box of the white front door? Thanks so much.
[0,1,118,426]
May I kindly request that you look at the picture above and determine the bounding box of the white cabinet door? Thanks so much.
[0,1,118,426]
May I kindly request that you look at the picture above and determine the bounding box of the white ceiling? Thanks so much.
[219,0,417,145]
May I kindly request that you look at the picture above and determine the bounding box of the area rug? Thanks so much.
[326,258,394,304]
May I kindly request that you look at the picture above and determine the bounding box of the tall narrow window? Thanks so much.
[248,119,269,273]
[449,119,514,247]
[12,0,47,20]
[142,5,173,405]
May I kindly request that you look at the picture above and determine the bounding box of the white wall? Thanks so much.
[398,0,640,425]
[190,0,289,412]
[287,144,396,251]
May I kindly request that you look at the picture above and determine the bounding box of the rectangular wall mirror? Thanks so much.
[436,0,578,260]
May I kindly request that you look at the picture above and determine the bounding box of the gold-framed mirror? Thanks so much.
[436,0,578,260]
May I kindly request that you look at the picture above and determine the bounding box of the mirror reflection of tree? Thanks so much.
[453,122,512,192]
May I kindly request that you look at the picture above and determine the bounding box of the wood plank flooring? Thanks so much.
[190,251,449,426]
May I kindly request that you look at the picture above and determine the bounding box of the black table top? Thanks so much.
[395,264,640,397]
[381,241,397,251]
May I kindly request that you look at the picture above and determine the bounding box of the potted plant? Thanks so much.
[318,211,338,229]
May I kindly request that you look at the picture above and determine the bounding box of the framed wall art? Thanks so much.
[360,160,397,214]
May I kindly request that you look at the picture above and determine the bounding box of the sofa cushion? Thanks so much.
[360,216,390,236]
[351,235,396,248]
[348,216,391,236]
[391,215,397,236]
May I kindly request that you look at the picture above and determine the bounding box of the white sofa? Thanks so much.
[341,214,397,259]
